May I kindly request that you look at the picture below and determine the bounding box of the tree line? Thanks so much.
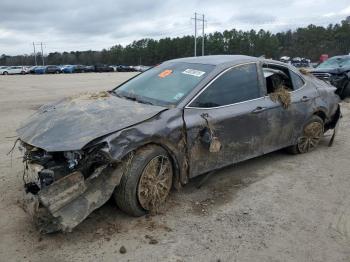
[1,17,349,66]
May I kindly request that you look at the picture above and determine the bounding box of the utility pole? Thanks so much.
[202,14,205,56]
[192,13,206,57]
[194,12,197,56]
[40,42,45,66]
[33,42,37,66]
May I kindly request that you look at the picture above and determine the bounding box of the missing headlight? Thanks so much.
[64,151,82,169]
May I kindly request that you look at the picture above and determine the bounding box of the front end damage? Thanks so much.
[20,142,124,233]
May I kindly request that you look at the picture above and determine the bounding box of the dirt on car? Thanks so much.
[0,73,349,262]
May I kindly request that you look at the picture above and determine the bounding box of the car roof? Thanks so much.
[166,55,260,66]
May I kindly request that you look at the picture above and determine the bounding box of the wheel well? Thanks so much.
[313,110,326,122]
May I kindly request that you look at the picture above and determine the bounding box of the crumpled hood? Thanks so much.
[17,92,166,152]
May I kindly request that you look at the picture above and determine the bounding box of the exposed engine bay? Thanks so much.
[20,141,124,233]
[22,142,110,194]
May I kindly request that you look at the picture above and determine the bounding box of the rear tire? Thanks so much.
[114,145,173,217]
[287,115,324,154]
[3,71,8,75]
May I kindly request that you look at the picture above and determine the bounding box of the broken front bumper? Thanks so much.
[23,164,124,233]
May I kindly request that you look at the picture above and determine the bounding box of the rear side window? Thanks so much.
[190,63,261,108]
[290,71,304,90]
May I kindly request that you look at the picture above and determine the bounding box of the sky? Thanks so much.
[1,0,350,55]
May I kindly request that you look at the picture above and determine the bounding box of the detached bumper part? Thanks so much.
[23,165,123,233]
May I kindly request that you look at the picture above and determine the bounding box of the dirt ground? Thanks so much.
[0,73,350,262]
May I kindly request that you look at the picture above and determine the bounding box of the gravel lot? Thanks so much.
[0,73,349,262]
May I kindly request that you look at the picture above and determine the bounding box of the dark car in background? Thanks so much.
[84,65,95,72]
[311,55,350,98]
[73,65,87,73]
[94,64,114,72]
[117,65,135,72]
[17,55,341,233]
[28,66,39,74]
[45,65,61,74]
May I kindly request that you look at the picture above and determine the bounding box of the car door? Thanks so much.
[14,66,22,74]
[259,63,316,153]
[8,67,16,74]
[184,62,272,177]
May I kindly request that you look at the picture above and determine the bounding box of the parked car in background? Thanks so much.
[84,65,95,72]
[18,55,341,233]
[291,57,311,68]
[73,65,87,73]
[0,66,9,74]
[1,66,26,75]
[311,55,350,99]
[28,66,39,74]
[24,66,32,74]
[110,65,119,72]
[45,65,61,74]
[61,65,74,73]
[94,64,114,72]
[134,65,151,72]
[34,66,46,74]
[61,65,87,73]
[117,65,135,72]
[279,57,311,68]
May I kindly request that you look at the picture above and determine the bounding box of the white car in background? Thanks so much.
[1,66,26,75]
[0,66,9,74]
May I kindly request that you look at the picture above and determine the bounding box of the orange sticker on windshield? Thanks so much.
[158,69,173,78]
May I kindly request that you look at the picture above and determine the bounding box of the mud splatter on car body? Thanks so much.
[16,55,341,233]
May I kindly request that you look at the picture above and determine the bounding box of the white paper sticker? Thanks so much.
[182,69,205,77]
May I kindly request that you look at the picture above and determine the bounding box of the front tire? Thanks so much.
[114,145,173,216]
[287,115,324,154]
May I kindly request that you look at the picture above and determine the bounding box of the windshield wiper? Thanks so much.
[114,92,154,105]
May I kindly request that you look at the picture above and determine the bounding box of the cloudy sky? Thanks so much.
[1,0,350,55]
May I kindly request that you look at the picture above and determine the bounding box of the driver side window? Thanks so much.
[190,63,261,108]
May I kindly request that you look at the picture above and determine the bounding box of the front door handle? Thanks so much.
[251,106,267,114]
[301,96,311,102]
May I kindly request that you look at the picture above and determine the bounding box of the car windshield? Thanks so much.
[114,62,214,106]
[317,56,350,69]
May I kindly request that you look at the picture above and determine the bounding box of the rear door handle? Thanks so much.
[251,106,267,114]
[301,96,311,102]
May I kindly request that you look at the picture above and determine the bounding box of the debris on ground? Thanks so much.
[269,86,291,108]
[192,198,216,215]
[145,235,159,245]
[119,246,127,254]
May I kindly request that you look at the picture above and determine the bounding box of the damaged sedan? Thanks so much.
[311,55,350,99]
[17,55,341,233]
